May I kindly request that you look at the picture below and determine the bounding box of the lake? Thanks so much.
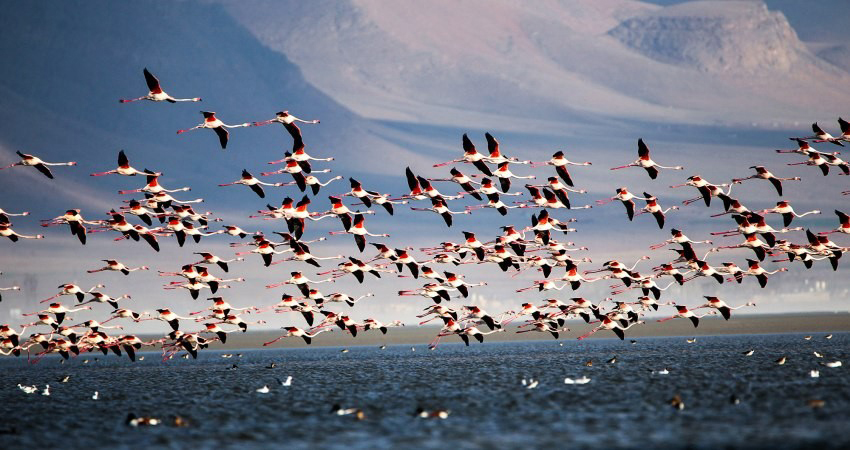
[1,333,847,449]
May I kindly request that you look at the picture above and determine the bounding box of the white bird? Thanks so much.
[92,391,99,400]
[824,361,842,368]
[277,376,293,387]
[42,384,50,396]
[653,368,670,375]
[256,385,270,394]
[810,370,820,378]
[564,376,591,385]
[18,384,38,394]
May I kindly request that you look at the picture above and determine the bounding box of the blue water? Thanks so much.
[1,333,848,449]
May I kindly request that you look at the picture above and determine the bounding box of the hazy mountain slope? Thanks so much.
[219,0,850,129]
[0,1,427,216]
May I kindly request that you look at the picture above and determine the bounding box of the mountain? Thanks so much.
[219,0,850,129]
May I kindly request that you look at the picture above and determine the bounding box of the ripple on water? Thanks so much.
[0,333,847,449]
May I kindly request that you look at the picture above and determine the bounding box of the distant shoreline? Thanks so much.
[151,312,850,350]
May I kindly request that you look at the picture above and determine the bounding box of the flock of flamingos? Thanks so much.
[1,68,849,362]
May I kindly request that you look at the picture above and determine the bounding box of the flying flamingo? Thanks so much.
[328,214,389,252]
[756,201,820,227]
[177,111,250,149]
[713,234,770,261]
[118,172,189,196]
[596,188,652,221]
[263,326,332,346]
[42,283,104,304]
[90,151,159,177]
[492,162,535,192]
[219,169,283,198]
[192,252,244,272]
[427,167,482,200]
[411,197,470,226]
[669,175,729,207]
[119,68,201,103]
[787,151,833,176]
[635,192,678,229]
[695,296,756,320]
[819,210,850,235]
[482,133,530,165]
[794,122,844,147]
[731,166,801,196]
[23,303,91,326]
[87,260,149,275]
[610,139,683,179]
[252,111,322,169]
[0,151,76,179]
[741,259,788,288]
[657,305,713,328]
[578,317,643,340]
[433,133,493,176]
[0,222,44,242]
[530,150,592,187]
[821,153,850,175]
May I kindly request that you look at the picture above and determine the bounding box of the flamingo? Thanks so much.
[794,122,844,147]
[90,151,159,177]
[492,162,535,192]
[442,272,486,298]
[530,150,592,187]
[636,192,678,229]
[0,151,76,179]
[732,166,800,196]
[695,296,756,320]
[756,201,820,227]
[40,209,103,245]
[433,133,493,176]
[272,241,343,268]
[657,305,713,328]
[482,133,530,165]
[118,172,189,196]
[201,323,240,344]
[787,151,834,176]
[427,167,482,200]
[218,169,283,198]
[596,187,652,221]
[42,283,104,304]
[87,260,149,275]
[265,272,334,294]
[192,252,244,272]
[177,111,250,149]
[741,259,787,288]
[119,68,201,103]
[252,111,322,169]
[328,214,389,252]
[822,153,850,175]
[578,317,644,340]
[460,306,498,330]
[0,222,44,242]
[412,197,470,226]
[23,303,91,326]
[669,175,729,207]
[610,139,683,179]
[837,117,850,142]
[713,234,770,261]
[819,210,850,235]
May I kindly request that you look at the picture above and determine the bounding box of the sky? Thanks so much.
[0,0,849,336]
